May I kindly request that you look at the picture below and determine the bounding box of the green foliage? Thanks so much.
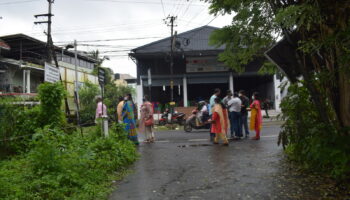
[258,61,278,75]
[0,124,138,200]
[279,83,350,180]
[38,82,66,127]
[104,83,135,121]
[79,79,135,123]
[0,98,40,154]
[0,82,67,155]
[207,1,277,73]
[79,81,100,124]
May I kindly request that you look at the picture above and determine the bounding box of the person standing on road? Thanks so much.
[249,92,262,140]
[209,97,229,145]
[222,90,232,108]
[139,95,155,143]
[239,90,250,138]
[263,98,270,118]
[209,88,221,141]
[117,96,125,123]
[122,94,139,145]
[227,92,242,139]
[95,96,107,123]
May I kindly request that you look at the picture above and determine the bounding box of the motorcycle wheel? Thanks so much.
[184,124,192,132]
[159,120,166,126]
[179,119,186,126]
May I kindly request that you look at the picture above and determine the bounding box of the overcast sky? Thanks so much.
[0,0,232,77]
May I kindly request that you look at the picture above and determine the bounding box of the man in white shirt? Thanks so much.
[227,92,242,139]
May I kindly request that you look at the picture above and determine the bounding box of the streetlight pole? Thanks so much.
[74,40,78,95]
[73,39,81,127]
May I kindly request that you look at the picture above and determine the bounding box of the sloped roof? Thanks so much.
[131,26,225,55]
[0,34,97,63]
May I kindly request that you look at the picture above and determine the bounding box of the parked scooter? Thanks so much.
[184,108,210,132]
[158,108,186,126]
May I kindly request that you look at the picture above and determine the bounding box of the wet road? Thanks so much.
[110,124,349,200]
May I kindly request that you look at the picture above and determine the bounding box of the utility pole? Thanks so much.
[34,0,71,116]
[34,0,54,63]
[164,15,177,103]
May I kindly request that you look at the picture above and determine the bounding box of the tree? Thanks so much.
[88,50,110,68]
[206,0,350,135]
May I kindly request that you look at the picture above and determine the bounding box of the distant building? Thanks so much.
[130,26,283,111]
[114,73,137,87]
[0,34,98,112]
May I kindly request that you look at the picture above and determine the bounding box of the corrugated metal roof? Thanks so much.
[132,26,225,55]
[0,34,98,63]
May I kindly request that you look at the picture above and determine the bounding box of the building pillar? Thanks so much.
[22,69,26,93]
[229,72,234,93]
[26,69,31,93]
[183,75,188,107]
[136,78,144,119]
[273,74,281,112]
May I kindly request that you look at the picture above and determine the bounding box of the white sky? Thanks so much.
[0,0,233,77]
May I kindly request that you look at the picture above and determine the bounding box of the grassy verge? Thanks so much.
[0,124,138,200]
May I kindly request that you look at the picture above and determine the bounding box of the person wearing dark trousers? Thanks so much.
[227,92,242,139]
[263,98,270,118]
[239,90,250,138]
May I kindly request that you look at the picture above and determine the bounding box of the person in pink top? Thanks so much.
[95,96,107,122]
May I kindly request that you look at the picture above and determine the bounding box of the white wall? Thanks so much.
[274,75,289,112]
[136,81,143,119]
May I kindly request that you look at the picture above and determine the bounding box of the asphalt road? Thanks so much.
[110,124,349,200]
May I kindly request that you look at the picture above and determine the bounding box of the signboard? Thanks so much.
[0,39,10,50]
[44,62,60,83]
[98,68,105,85]
[186,57,228,73]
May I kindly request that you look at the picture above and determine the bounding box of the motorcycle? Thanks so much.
[158,109,186,126]
[184,109,210,132]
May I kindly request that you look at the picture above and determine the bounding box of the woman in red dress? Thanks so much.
[249,92,262,140]
[210,97,229,145]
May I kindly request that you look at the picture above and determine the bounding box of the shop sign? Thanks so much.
[186,57,228,73]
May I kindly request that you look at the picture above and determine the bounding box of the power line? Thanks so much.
[85,0,205,7]
[54,36,164,44]
[184,6,207,27]
[0,0,40,5]
[160,0,166,17]
[179,0,194,19]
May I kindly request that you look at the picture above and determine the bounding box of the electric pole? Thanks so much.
[34,0,71,116]
[34,0,54,63]
[164,15,177,103]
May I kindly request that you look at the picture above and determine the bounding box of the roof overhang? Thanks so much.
[0,34,98,63]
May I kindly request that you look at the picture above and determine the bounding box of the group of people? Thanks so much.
[96,94,155,145]
[95,88,262,146]
[208,88,262,145]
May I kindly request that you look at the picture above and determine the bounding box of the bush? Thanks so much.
[0,82,66,155]
[79,82,100,124]
[0,98,40,154]
[278,82,350,180]
[79,81,135,123]
[0,124,138,200]
[37,82,66,127]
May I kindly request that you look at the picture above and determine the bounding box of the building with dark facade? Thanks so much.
[130,26,282,111]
